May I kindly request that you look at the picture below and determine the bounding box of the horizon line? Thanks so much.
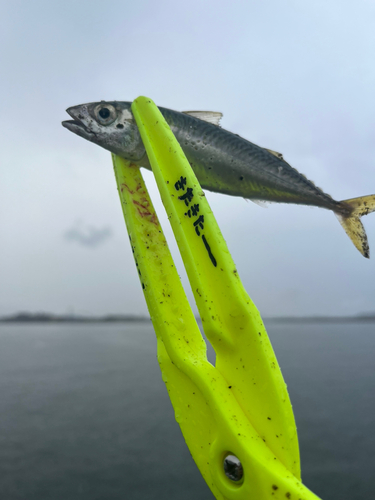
[1,311,375,324]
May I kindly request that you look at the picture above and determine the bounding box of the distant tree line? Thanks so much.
[0,312,151,323]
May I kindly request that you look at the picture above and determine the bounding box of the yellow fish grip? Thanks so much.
[112,96,321,500]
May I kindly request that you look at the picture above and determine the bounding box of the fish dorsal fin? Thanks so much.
[183,111,223,126]
[265,148,284,160]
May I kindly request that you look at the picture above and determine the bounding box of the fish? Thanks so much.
[62,100,375,258]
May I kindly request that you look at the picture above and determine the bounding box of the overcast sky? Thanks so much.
[1,0,375,318]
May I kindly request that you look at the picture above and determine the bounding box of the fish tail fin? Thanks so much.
[335,194,375,258]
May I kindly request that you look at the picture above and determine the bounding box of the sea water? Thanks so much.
[0,321,374,500]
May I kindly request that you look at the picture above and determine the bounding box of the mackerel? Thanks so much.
[62,100,375,257]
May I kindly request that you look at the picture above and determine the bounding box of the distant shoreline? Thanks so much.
[0,313,151,323]
[1,312,375,324]
[264,315,375,323]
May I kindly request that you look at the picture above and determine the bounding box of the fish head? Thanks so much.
[62,101,145,161]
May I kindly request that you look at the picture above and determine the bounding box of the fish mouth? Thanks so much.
[62,106,96,138]
[62,119,89,133]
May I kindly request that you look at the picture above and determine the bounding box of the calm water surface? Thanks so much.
[0,321,374,499]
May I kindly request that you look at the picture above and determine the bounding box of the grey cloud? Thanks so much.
[1,0,375,317]
[64,223,112,248]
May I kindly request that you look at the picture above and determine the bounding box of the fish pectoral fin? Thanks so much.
[183,111,223,126]
[264,148,284,160]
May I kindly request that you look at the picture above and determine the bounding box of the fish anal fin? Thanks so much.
[250,199,270,208]
[335,194,375,258]
[183,111,223,126]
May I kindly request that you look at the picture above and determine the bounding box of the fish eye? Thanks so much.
[99,108,110,119]
[94,103,117,125]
